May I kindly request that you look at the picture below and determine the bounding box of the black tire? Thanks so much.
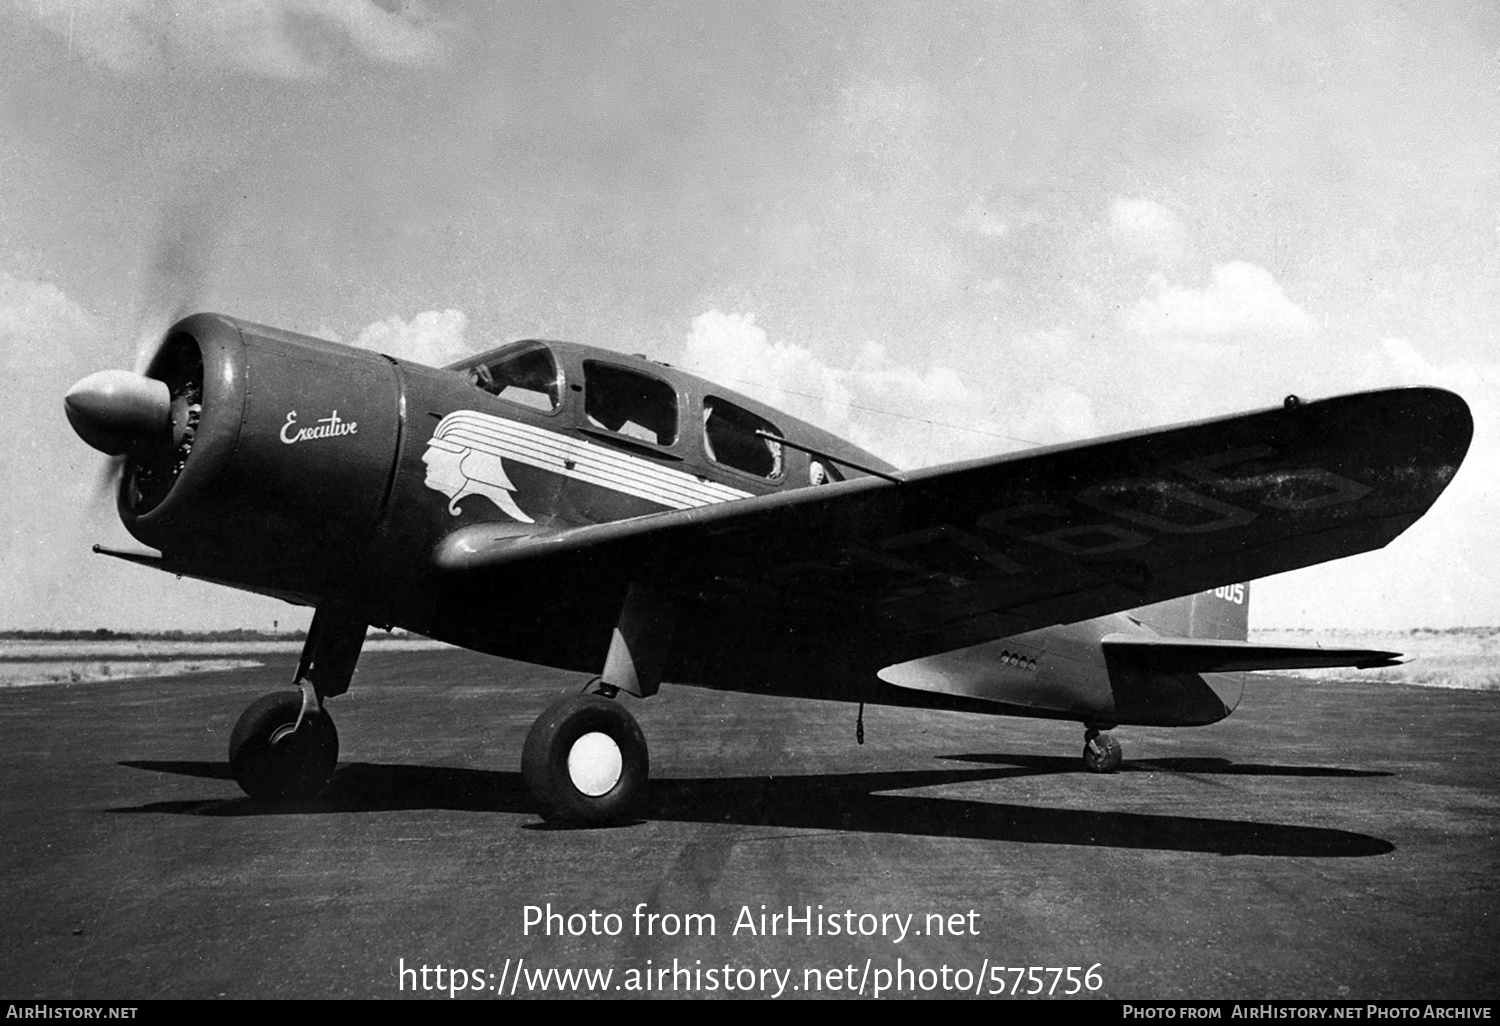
[1083,730,1123,774]
[522,693,648,825]
[228,692,339,800]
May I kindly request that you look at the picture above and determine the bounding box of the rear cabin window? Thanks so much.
[584,362,678,446]
[703,397,784,479]
[468,342,561,412]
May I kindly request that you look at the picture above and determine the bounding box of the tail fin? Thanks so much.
[1131,582,1250,641]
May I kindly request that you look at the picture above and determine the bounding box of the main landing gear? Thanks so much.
[522,584,672,826]
[1083,727,1123,773]
[227,603,365,801]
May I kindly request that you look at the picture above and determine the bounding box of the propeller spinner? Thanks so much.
[64,369,172,455]
[66,327,206,517]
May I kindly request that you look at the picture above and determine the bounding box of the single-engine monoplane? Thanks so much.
[63,313,1473,822]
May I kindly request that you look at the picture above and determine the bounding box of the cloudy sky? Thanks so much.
[2,0,1496,632]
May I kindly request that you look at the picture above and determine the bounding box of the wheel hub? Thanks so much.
[567,732,623,796]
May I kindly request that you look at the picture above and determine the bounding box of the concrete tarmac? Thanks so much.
[1,648,1496,1000]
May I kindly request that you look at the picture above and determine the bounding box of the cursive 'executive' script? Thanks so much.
[281,410,359,444]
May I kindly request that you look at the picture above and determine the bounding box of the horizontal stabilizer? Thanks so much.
[1102,635,1402,672]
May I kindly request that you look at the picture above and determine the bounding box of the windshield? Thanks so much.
[468,342,561,412]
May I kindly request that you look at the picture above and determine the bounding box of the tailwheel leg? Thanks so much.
[1083,727,1123,774]
[522,693,648,825]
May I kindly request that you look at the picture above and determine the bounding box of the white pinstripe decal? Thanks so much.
[422,409,752,520]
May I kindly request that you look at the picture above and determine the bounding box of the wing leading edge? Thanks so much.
[432,387,1472,661]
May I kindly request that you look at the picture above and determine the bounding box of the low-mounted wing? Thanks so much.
[434,387,1471,657]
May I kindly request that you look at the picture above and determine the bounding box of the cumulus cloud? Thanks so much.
[2,272,116,594]
[1122,261,1318,341]
[22,0,451,77]
[0,272,105,371]
[682,310,1097,469]
[683,311,852,422]
[1257,336,1500,629]
[1108,197,1188,263]
[1360,337,1491,394]
[355,309,468,367]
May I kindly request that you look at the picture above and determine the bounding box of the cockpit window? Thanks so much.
[703,397,783,479]
[584,362,678,446]
[469,342,561,412]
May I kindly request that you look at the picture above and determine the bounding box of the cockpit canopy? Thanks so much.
[460,340,786,482]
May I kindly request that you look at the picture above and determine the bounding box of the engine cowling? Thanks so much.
[102,313,404,599]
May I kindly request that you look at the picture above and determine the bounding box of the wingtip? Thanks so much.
[1354,650,1405,669]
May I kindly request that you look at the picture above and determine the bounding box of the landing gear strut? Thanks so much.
[1083,727,1123,773]
[523,584,670,824]
[226,602,365,800]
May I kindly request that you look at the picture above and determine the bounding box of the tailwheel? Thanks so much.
[522,693,648,826]
[228,692,339,800]
[1082,728,1123,774]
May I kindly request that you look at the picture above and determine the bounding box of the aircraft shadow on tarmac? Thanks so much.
[115,758,1393,858]
[940,753,1392,778]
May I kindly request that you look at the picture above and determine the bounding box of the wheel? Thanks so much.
[228,692,339,800]
[1083,729,1123,774]
[522,693,648,825]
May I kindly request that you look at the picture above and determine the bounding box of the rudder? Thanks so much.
[1131,582,1250,641]
[1192,582,1250,641]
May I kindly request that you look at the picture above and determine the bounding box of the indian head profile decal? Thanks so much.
[421,408,755,523]
[422,412,534,523]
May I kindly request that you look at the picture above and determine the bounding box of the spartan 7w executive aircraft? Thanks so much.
[63,313,1472,823]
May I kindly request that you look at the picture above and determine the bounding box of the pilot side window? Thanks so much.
[703,397,783,479]
[583,362,678,446]
[468,342,561,412]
